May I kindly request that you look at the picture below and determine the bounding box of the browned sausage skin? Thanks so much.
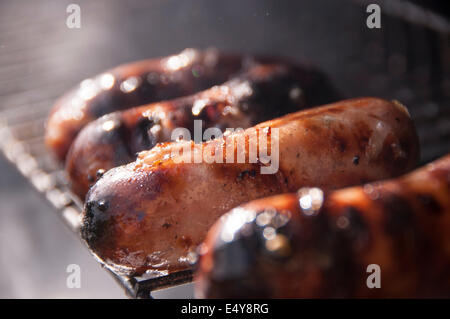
[195,154,450,298]
[46,48,250,162]
[80,98,419,276]
[66,63,339,199]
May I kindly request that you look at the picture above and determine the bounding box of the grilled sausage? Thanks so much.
[66,63,339,199]
[80,97,420,275]
[46,48,250,162]
[195,154,450,298]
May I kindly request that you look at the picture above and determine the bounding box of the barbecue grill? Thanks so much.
[0,0,448,298]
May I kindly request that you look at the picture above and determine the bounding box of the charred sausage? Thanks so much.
[66,63,339,198]
[195,154,450,298]
[46,48,250,161]
[80,97,419,275]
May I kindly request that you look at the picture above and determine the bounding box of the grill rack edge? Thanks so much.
[0,117,193,299]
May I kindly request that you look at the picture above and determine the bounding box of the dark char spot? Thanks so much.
[237,169,257,181]
[96,169,106,179]
[383,194,414,235]
[417,194,442,215]
[342,206,370,248]
[97,200,109,212]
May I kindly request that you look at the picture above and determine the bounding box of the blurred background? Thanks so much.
[0,0,448,298]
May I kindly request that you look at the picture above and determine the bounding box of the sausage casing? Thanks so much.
[46,48,249,161]
[66,62,339,198]
[195,154,450,298]
[80,97,420,275]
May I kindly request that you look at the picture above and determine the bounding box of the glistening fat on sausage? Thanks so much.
[66,62,339,198]
[195,153,450,298]
[46,48,248,161]
[80,97,420,276]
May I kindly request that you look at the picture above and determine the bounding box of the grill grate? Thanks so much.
[0,97,194,299]
[0,0,448,299]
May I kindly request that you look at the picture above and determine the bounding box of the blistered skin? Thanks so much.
[46,48,249,161]
[196,154,450,298]
[66,63,339,199]
[81,98,419,275]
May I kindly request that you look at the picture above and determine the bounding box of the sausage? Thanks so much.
[195,154,450,298]
[46,48,249,162]
[66,63,339,199]
[80,97,420,275]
